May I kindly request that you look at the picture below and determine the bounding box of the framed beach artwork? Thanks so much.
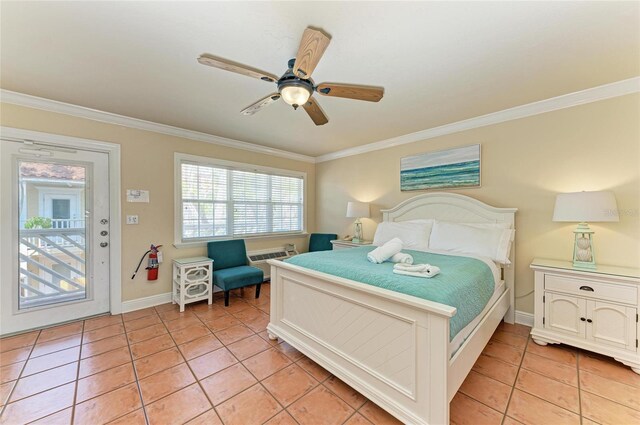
[400,144,481,191]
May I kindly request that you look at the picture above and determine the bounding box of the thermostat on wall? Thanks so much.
[126,189,149,203]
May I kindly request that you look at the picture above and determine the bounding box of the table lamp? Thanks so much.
[346,201,370,243]
[552,191,619,269]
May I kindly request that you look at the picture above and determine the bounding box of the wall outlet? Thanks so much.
[126,215,139,225]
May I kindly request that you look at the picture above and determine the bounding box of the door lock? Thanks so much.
[100,242,108,248]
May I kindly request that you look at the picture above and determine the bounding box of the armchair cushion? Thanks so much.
[213,266,264,291]
[207,239,247,270]
[309,233,338,252]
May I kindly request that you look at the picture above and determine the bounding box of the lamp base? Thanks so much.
[572,222,596,269]
[353,220,363,244]
[573,260,597,270]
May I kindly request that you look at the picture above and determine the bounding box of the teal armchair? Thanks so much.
[309,233,338,252]
[207,239,264,306]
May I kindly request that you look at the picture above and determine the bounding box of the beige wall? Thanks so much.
[316,94,640,314]
[1,103,316,302]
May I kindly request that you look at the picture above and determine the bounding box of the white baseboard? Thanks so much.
[121,292,172,313]
[120,293,537,329]
[515,310,534,327]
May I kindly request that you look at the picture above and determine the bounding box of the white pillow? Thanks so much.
[429,221,514,264]
[372,221,431,252]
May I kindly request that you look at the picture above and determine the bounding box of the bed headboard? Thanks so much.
[381,193,518,324]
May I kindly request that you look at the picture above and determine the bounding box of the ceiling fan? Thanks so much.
[197,27,384,126]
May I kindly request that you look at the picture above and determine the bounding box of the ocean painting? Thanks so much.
[401,144,480,191]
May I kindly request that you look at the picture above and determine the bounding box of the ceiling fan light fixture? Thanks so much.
[279,83,312,108]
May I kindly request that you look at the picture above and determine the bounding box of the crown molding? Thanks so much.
[3,76,638,165]
[0,90,316,164]
[315,76,640,163]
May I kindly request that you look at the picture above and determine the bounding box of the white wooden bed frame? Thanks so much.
[267,193,517,424]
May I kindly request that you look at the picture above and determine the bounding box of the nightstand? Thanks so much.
[172,257,213,312]
[330,239,373,250]
[530,258,640,374]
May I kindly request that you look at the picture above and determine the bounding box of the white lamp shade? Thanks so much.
[552,191,619,222]
[346,201,370,218]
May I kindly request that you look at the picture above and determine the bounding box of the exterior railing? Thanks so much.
[19,228,86,309]
[51,219,85,229]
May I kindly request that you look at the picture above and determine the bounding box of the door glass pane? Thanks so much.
[18,161,87,309]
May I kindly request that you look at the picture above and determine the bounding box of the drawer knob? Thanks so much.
[579,286,594,292]
[580,317,586,321]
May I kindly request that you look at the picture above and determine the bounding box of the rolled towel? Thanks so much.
[393,264,441,278]
[388,252,414,265]
[367,238,403,264]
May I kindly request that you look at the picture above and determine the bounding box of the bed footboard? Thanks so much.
[267,260,456,425]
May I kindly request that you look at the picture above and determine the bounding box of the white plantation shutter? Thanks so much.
[180,160,304,240]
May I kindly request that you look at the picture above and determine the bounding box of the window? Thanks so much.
[176,154,305,244]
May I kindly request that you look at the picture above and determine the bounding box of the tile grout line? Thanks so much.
[190,298,291,425]
[508,337,588,422]
[500,326,530,424]
[68,319,85,425]
[155,303,225,424]
[577,349,583,425]
[160,295,315,425]
[207,299,307,425]
[0,330,41,420]
[122,307,164,425]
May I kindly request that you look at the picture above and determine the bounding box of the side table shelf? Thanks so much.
[172,257,213,312]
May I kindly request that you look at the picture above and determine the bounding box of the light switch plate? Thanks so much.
[126,215,139,225]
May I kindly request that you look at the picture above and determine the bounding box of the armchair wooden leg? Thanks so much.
[224,290,230,307]
[255,283,262,299]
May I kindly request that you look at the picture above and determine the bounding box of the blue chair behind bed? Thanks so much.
[207,239,264,306]
[309,233,338,252]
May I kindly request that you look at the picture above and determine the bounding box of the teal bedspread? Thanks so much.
[285,247,495,340]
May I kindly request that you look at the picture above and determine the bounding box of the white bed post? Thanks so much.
[426,314,451,424]
[504,238,516,324]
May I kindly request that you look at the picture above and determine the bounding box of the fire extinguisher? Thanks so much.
[131,244,163,281]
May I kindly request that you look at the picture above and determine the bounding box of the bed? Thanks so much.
[267,193,517,424]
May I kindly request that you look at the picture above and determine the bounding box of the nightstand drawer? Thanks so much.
[545,274,637,305]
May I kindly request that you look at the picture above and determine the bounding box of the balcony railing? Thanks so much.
[19,228,86,309]
[51,219,85,229]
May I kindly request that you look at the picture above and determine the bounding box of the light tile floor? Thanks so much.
[1,284,639,424]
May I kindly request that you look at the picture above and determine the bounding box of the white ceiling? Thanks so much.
[1,2,638,157]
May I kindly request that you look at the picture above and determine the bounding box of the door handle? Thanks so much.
[100,242,108,248]
[579,286,594,292]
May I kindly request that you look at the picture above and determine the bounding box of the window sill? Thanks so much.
[173,232,309,249]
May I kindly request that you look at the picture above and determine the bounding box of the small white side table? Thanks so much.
[172,257,213,312]
[330,239,373,250]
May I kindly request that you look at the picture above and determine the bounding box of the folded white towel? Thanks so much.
[393,263,428,272]
[367,237,403,264]
[393,263,441,278]
[388,252,414,265]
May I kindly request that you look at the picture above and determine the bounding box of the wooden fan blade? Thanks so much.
[302,97,329,126]
[316,83,384,102]
[293,28,331,79]
[198,54,279,83]
[240,93,281,116]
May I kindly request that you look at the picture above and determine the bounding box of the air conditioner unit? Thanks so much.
[247,244,298,279]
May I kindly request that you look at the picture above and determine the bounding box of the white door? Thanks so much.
[544,292,586,338]
[0,140,110,334]
[586,300,637,351]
